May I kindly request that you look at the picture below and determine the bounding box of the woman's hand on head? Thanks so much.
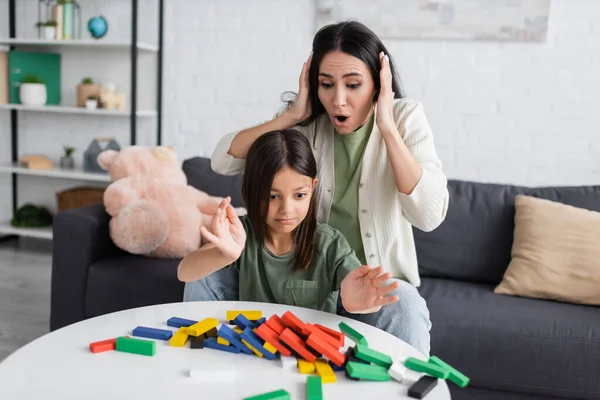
[376,52,396,136]
[200,197,246,261]
[286,53,312,124]
[340,265,400,314]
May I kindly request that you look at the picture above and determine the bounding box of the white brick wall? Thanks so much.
[1,0,599,220]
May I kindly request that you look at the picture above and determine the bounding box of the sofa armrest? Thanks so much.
[50,204,124,331]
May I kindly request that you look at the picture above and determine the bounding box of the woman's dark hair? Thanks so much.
[242,129,318,272]
[284,20,404,126]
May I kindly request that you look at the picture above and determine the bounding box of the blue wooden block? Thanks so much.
[233,314,256,330]
[329,359,346,371]
[218,325,253,355]
[204,337,241,354]
[255,317,267,327]
[241,327,275,360]
[132,326,173,340]
[167,317,198,328]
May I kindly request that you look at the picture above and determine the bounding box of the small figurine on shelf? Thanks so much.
[99,84,126,111]
[60,146,76,170]
[35,20,57,40]
[85,95,98,110]
[87,15,108,39]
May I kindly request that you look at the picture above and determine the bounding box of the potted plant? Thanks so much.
[60,146,76,169]
[85,95,98,110]
[19,74,47,107]
[35,20,58,40]
[77,76,100,107]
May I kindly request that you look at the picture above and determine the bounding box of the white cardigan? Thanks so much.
[211,98,449,287]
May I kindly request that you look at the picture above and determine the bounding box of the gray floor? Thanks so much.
[0,237,52,362]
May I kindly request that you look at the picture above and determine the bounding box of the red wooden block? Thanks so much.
[281,311,309,337]
[314,323,344,347]
[255,324,292,357]
[89,338,117,353]
[279,328,316,362]
[305,324,342,349]
[265,315,286,335]
[306,334,345,367]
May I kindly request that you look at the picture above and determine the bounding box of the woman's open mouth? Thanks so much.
[333,114,350,127]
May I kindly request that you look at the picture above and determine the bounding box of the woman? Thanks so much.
[192,21,449,357]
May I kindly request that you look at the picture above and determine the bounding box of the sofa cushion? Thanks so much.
[419,278,600,399]
[495,195,600,306]
[85,255,184,318]
[182,156,244,208]
[414,181,600,284]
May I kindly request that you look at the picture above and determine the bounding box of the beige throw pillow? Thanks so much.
[494,194,600,305]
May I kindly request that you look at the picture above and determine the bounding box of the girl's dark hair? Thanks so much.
[283,20,404,127]
[242,129,318,272]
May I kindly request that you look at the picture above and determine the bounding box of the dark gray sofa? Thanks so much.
[50,156,600,400]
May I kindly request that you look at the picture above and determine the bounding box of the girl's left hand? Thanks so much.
[340,265,400,314]
[376,51,396,136]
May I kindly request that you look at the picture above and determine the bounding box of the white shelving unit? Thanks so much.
[1,0,164,240]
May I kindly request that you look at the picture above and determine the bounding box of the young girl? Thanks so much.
[178,129,399,315]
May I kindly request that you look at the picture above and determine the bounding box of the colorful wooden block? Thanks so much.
[345,361,390,381]
[234,314,257,330]
[279,355,297,372]
[314,359,336,383]
[306,324,342,349]
[241,327,276,360]
[217,337,230,346]
[169,327,189,347]
[306,333,345,367]
[132,326,173,341]
[279,328,316,363]
[226,310,262,321]
[255,323,292,357]
[167,316,197,328]
[313,324,344,347]
[298,358,316,374]
[218,324,253,355]
[306,376,323,400]
[263,342,277,355]
[265,315,286,335]
[116,336,155,356]
[242,389,290,400]
[429,356,470,387]
[281,311,309,337]
[408,375,438,399]
[242,339,264,358]
[329,359,345,371]
[354,343,393,369]
[204,337,241,354]
[89,338,116,353]
[345,347,369,365]
[187,318,218,337]
[405,357,449,380]
[338,322,368,346]
[190,335,205,349]
[256,317,267,327]
[389,359,408,382]
[204,327,218,338]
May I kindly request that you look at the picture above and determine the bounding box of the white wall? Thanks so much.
[1,0,599,221]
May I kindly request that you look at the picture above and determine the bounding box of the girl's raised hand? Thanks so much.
[340,265,400,314]
[200,197,246,260]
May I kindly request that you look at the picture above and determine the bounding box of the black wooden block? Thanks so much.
[408,376,438,399]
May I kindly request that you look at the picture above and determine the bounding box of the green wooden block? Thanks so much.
[354,343,392,369]
[306,376,323,400]
[243,389,290,400]
[429,356,470,388]
[338,322,368,346]
[345,361,390,381]
[405,357,449,379]
[115,336,156,356]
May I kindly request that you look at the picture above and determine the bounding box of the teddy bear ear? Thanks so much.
[152,146,177,164]
[97,149,119,170]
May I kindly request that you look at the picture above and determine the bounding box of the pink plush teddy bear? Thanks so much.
[97,145,245,259]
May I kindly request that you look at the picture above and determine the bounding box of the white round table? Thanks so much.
[0,301,451,399]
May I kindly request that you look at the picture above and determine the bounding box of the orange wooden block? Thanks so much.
[280,328,316,362]
[314,323,344,347]
[281,311,309,336]
[255,323,292,357]
[306,334,345,367]
[89,338,117,353]
[265,315,286,335]
[305,324,342,349]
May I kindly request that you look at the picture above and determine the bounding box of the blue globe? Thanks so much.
[88,16,108,39]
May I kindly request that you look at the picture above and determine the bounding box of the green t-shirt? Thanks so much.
[236,216,361,313]
[328,114,374,265]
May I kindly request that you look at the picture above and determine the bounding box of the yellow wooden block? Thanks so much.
[233,326,243,334]
[187,318,218,337]
[217,337,230,346]
[263,342,277,354]
[298,358,315,374]
[315,359,336,383]
[169,327,189,347]
[226,310,262,321]
[241,339,264,358]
